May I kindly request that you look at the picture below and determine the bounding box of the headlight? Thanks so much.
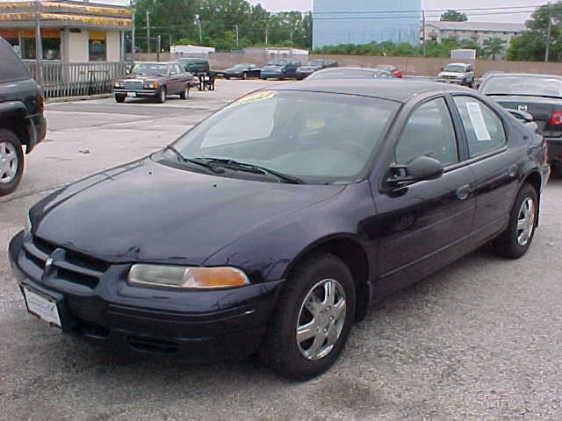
[114,81,123,88]
[144,81,160,89]
[128,265,249,289]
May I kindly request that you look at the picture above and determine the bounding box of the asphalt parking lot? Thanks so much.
[1,79,561,420]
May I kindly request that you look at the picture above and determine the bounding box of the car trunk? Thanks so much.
[490,95,562,136]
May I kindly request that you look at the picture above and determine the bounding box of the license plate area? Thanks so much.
[127,92,137,98]
[23,287,62,328]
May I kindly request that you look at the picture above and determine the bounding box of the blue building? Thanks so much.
[313,0,422,49]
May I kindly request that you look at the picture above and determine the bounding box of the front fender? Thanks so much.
[203,181,377,284]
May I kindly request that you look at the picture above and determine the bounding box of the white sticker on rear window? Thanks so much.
[465,102,491,141]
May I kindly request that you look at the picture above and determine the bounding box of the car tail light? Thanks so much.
[547,110,562,126]
[392,70,403,78]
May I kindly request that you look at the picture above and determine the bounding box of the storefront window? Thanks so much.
[89,32,106,61]
[0,29,60,60]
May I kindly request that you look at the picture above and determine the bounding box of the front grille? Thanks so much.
[124,80,144,90]
[23,236,110,289]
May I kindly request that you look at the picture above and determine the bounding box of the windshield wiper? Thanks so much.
[194,158,304,184]
[164,147,224,173]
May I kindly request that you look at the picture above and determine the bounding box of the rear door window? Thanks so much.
[453,96,506,158]
[0,38,30,83]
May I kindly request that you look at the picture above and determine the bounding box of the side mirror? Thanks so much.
[386,156,444,190]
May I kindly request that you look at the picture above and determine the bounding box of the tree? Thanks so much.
[482,37,506,60]
[506,2,562,61]
[440,10,468,22]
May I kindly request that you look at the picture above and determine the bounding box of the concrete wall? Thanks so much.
[130,51,562,77]
[66,30,89,62]
[106,31,122,62]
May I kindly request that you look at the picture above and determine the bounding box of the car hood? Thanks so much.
[31,158,344,265]
[438,71,465,78]
[122,74,166,82]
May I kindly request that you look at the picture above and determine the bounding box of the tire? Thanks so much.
[0,129,24,197]
[259,253,356,381]
[179,85,190,100]
[115,95,125,103]
[157,87,167,103]
[242,72,248,80]
[493,183,539,259]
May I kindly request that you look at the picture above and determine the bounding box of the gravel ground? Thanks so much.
[1,80,561,420]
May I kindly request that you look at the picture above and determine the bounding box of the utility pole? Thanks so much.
[545,3,552,62]
[198,17,202,44]
[131,1,136,57]
[422,10,426,57]
[146,10,151,53]
[235,24,239,48]
[265,24,269,46]
[33,0,43,87]
[156,35,161,61]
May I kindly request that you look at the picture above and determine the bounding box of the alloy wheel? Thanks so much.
[0,141,18,184]
[296,278,347,360]
[517,197,535,246]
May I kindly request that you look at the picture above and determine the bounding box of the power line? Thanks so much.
[312,5,541,15]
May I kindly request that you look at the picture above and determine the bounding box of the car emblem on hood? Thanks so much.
[43,248,66,277]
[518,105,528,112]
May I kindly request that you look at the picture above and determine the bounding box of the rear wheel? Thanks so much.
[157,87,167,103]
[259,253,355,380]
[179,85,190,100]
[0,129,24,197]
[494,183,538,258]
[115,95,125,103]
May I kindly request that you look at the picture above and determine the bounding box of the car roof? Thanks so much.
[447,63,469,66]
[483,72,562,80]
[134,61,171,65]
[275,79,474,103]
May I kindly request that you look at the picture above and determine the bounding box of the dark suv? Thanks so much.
[0,37,46,196]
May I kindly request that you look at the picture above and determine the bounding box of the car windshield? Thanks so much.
[444,64,467,73]
[132,63,168,76]
[308,69,388,80]
[230,64,247,70]
[171,91,398,184]
[482,76,562,98]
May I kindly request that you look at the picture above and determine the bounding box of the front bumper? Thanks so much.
[113,88,159,98]
[9,231,283,360]
[437,78,465,85]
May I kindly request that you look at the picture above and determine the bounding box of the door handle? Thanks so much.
[456,184,471,201]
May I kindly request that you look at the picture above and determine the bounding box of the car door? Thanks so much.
[371,96,476,295]
[451,95,520,243]
[168,64,183,94]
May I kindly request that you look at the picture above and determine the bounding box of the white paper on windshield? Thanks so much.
[465,102,491,141]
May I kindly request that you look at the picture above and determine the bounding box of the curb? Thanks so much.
[46,93,113,104]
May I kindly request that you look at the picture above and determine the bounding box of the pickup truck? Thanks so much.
[437,63,475,88]
[0,37,47,196]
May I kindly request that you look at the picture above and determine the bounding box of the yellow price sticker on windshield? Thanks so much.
[230,91,276,107]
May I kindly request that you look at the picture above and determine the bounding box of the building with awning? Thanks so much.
[0,0,132,62]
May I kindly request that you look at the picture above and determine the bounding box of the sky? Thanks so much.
[0,0,544,24]
[248,0,547,23]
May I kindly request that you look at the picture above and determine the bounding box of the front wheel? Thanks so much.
[493,183,538,259]
[115,95,126,103]
[0,129,24,196]
[259,253,355,380]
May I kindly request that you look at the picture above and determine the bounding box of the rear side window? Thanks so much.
[454,96,506,158]
[0,38,30,83]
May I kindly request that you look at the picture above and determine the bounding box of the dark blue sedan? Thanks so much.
[9,80,549,380]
